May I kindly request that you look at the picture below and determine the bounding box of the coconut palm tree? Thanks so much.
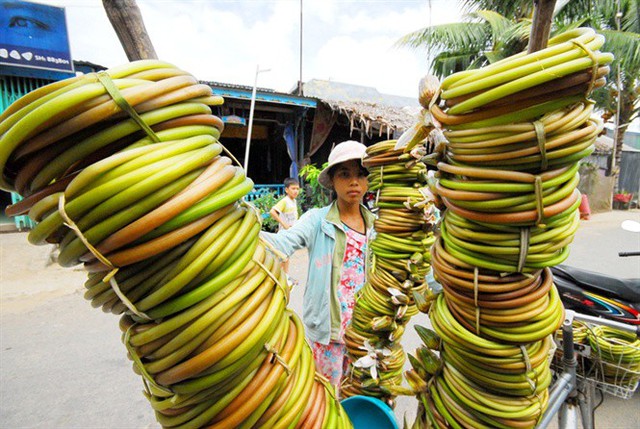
[399,0,640,184]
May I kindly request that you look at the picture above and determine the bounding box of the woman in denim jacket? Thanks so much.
[262,140,374,390]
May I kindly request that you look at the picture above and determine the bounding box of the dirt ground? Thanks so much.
[1,210,639,428]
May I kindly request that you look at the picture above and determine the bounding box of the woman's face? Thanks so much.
[330,160,368,205]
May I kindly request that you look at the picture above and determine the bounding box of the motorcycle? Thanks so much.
[553,219,640,326]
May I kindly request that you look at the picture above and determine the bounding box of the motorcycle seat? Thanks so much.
[551,264,640,303]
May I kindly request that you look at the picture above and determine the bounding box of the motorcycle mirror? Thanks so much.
[621,220,640,233]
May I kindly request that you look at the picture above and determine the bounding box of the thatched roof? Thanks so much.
[303,79,421,137]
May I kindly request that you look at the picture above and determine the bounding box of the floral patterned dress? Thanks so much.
[312,223,367,388]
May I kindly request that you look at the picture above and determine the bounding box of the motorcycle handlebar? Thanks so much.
[570,310,640,339]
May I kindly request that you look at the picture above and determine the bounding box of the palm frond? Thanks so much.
[554,0,598,23]
[468,55,490,70]
[552,18,591,35]
[461,0,533,19]
[396,22,488,52]
[621,0,640,32]
[590,86,615,113]
[431,51,486,78]
[472,10,513,41]
[482,19,528,62]
[601,29,640,73]
[501,19,530,45]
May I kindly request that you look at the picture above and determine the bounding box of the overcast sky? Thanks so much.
[33,0,462,98]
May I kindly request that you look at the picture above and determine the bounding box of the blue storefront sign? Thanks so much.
[0,0,74,74]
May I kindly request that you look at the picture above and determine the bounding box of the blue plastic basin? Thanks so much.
[340,395,399,429]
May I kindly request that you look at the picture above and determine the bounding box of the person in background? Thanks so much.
[270,177,300,231]
[270,178,300,273]
[262,140,374,391]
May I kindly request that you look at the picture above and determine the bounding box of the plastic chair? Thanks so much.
[341,395,398,429]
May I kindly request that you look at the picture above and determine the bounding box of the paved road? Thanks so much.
[1,210,639,428]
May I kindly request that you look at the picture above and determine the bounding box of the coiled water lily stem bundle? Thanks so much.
[552,322,640,393]
[1,60,351,428]
[403,28,613,428]
[342,76,440,405]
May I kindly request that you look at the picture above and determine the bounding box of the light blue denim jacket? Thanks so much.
[261,202,375,345]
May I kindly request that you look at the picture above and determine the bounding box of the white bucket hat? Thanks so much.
[317,140,368,189]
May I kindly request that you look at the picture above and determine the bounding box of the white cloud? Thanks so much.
[37,0,127,65]
[31,0,462,97]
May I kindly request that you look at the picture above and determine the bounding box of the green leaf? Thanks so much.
[396,22,488,52]
[247,191,279,232]
[473,9,514,41]
[299,162,330,208]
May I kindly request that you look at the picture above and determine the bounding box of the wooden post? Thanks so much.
[528,0,557,53]
[102,0,157,61]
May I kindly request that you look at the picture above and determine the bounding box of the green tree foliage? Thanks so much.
[248,191,280,232]
[299,162,330,209]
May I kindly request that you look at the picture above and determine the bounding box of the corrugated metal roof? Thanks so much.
[202,80,317,108]
[201,80,276,94]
